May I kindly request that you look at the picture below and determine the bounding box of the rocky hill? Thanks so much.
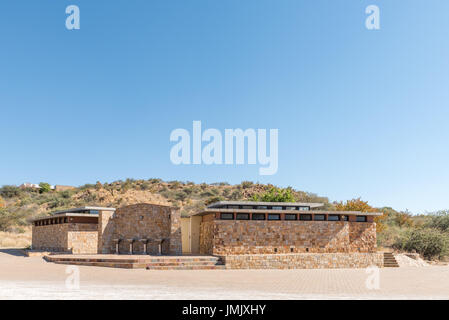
[0,179,332,232]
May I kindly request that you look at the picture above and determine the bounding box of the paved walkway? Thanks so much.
[1,249,448,299]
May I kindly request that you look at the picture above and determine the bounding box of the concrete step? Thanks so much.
[44,255,225,269]
[383,252,399,267]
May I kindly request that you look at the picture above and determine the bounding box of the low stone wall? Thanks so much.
[221,253,384,269]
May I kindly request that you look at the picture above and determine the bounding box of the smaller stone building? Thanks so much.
[31,204,182,255]
[32,207,114,254]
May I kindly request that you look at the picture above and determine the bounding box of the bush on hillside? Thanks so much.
[252,186,296,202]
[39,182,52,194]
[0,185,23,198]
[427,210,449,232]
[393,228,449,260]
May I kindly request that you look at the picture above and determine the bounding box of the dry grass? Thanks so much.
[0,228,31,248]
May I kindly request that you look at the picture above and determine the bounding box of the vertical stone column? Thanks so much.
[169,208,182,255]
[98,210,115,254]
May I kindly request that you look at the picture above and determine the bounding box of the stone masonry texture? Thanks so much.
[32,223,97,254]
[100,203,182,255]
[222,253,384,269]
[199,219,377,255]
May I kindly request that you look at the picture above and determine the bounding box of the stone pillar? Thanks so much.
[169,208,182,255]
[98,210,115,254]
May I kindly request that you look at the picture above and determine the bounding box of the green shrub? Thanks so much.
[39,182,52,194]
[0,185,23,198]
[252,186,296,202]
[393,228,449,260]
[427,210,449,232]
[241,181,254,189]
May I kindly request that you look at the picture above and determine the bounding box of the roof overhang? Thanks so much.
[192,208,383,217]
[31,212,100,222]
[50,206,115,215]
[207,201,324,209]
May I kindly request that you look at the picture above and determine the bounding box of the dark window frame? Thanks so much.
[220,213,234,220]
[284,214,297,220]
[299,214,312,221]
[314,214,326,221]
[356,215,367,222]
[236,213,250,220]
[268,214,281,220]
[328,215,340,221]
[252,213,266,220]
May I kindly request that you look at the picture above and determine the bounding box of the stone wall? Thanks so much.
[200,220,377,255]
[103,203,182,255]
[222,253,384,269]
[32,223,98,254]
[98,210,115,254]
[199,221,215,255]
[67,223,98,254]
[32,224,68,252]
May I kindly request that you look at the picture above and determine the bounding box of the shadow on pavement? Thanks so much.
[0,248,27,257]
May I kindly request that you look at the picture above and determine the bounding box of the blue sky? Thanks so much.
[1,1,448,213]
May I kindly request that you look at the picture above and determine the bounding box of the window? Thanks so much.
[314,214,326,221]
[285,214,297,220]
[220,213,234,220]
[286,206,296,211]
[300,214,312,221]
[242,206,253,210]
[90,210,99,215]
[257,206,267,210]
[341,215,349,221]
[298,206,310,211]
[236,213,249,220]
[227,205,239,209]
[268,214,280,220]
[272,206,283,210]
[328,215,340,221]
[252,213,266,220]
[356,216,367,222]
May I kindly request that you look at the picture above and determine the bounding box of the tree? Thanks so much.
[0,196,4,208]
[39,182,51,194]
[252,187,296,202]
[393,210,414,228]
[335,197,387,232]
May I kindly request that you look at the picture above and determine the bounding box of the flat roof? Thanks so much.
[30,206,115,222]
[193,208,383,216]
[50,206,116,215]
[31,212,100,222]
[207,201,324,208]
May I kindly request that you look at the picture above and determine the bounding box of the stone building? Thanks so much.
[32,204,182,255]
[31,207,114,254]
[32,201,383,269]
[185,201,383,268]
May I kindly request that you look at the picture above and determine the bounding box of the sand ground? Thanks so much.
[1,249,448,299]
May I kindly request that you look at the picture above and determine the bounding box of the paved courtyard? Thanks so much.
[0,249,448,299]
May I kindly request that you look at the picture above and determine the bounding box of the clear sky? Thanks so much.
[1,1,448,214]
